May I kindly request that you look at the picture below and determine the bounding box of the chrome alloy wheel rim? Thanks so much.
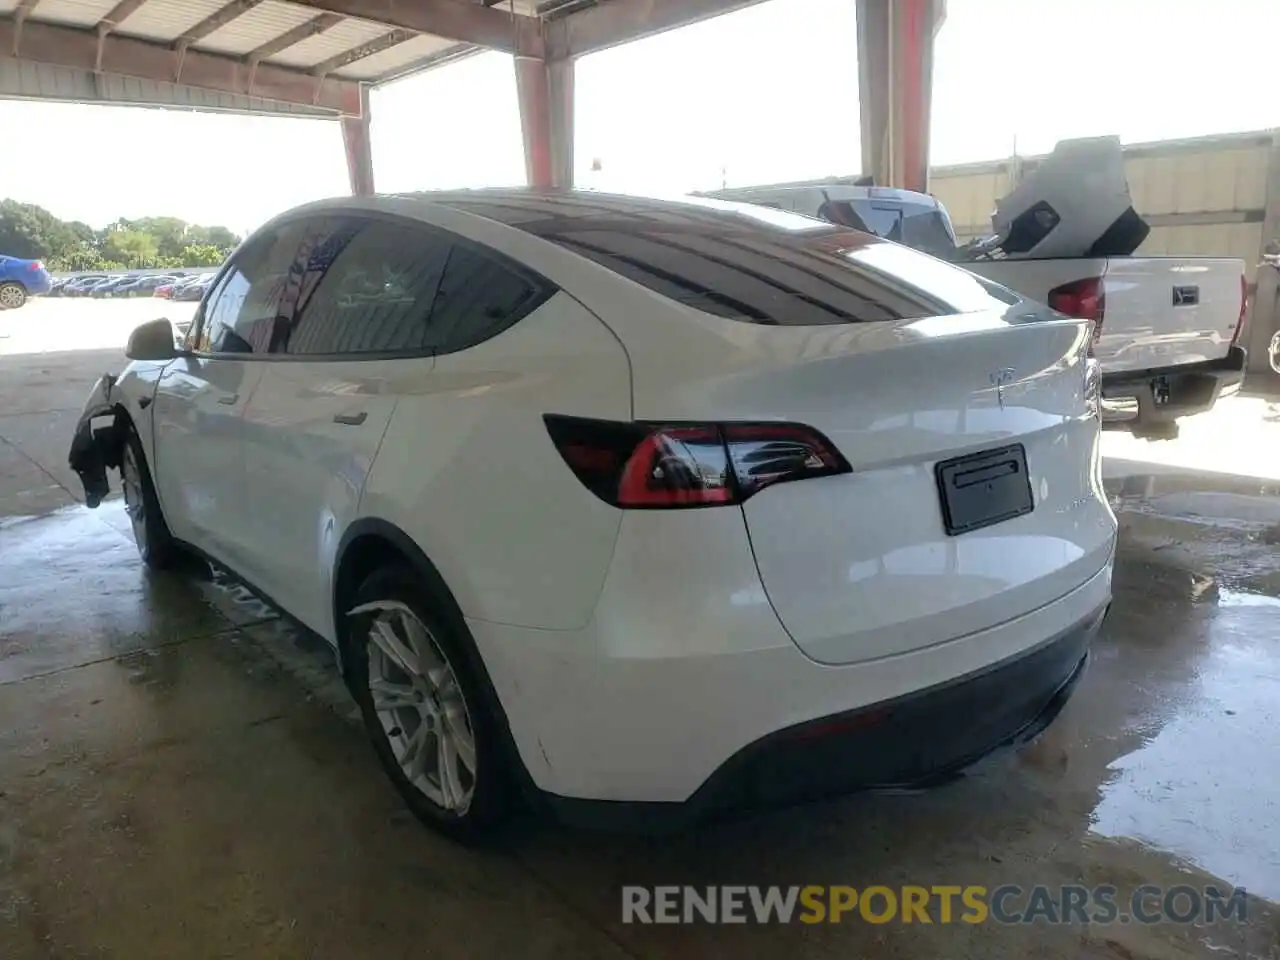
[351,600,477,813]
[0,286,23,309]
[121,444,147,548]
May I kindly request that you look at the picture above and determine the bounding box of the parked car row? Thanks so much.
[49,272,216,300]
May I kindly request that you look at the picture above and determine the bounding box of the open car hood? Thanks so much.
[989,135,1150,260]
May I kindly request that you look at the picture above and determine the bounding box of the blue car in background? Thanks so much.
[0,255,54,309]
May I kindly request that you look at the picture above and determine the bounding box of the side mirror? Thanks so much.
[126,318,179,361]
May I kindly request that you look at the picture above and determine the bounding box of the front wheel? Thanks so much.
[120,424,178,569]
[0,283,27,310]
[345,567,511,842]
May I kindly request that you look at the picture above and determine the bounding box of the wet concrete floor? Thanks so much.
[2,313,1279,959]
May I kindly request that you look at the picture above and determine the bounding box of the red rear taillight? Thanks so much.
[543,415,850,508]
[28,260,43,271]
[1048,276,1105,356]
[1232,274,1248,346]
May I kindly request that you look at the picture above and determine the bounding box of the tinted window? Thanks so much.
[199,224,304,355]
[443,195,1014,325]
[279,218,447,356]
[425,245,543,352]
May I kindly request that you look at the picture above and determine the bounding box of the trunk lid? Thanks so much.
[708,312,1115,665]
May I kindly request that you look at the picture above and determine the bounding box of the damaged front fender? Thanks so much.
[67,373,127,509]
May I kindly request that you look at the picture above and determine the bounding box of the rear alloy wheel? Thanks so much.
[347,568,508,841]
[0,283,26,310]
[120,425,178,569]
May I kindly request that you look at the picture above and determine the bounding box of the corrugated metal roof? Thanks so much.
[116,0,232,42]
[194,0,317,56]
[4,0,623,113]
[30,0,119,28]
[333,31,455,80]
[266,15,388,68]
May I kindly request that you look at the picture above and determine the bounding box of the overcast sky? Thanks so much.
[0,0,1275,233]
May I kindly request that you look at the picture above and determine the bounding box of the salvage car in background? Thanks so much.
[0,255,54,309]
[68,191,1115,840]
[709,137,1249,440]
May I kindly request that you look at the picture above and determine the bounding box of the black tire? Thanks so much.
[120,422,179,569]
[0,282,26,310]
[345,566,511,843]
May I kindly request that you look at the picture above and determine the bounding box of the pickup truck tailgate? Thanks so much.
[969,256,1245,376]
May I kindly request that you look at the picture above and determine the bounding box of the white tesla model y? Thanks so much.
[69,190,1116,839]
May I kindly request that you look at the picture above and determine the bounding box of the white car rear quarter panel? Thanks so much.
[357,291,631,631]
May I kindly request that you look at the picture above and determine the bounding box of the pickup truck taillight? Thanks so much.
[1048,276,1105,357]
[1232,274,1248,346]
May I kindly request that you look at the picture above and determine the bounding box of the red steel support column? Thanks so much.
[515,55,574,188]
[341,85,375,197]
[856,0,943,192]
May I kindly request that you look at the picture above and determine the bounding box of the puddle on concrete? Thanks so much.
[1090,595,1280,901]
[1217,587,1280,608]
[1106,470,1280,502]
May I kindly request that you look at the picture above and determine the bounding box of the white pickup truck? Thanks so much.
[706,137,1248,440]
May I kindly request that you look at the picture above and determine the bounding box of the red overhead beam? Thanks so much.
[342,87,374,195]
[290,0,543,56]
[0,16,363,115]
[856,0,942,192]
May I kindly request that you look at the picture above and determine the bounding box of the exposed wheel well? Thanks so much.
[333,533,415,669]
[332,521,537,807]
[107,404,134,468]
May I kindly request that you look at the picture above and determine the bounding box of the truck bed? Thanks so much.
[965,256,1246,376]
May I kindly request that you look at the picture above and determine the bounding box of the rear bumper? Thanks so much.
[1101,345,1245,425]
[543,600,1105,832]
[469,503,1114,825]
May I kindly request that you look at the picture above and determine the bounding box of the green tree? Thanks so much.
[186,224,240,250]
[101,229,159,268]
[4,199,240,270]
[65,220,98,247]
[48,245,110,272]
[179,244,226,267]
[132,216,190,259]
[0,199,83,260]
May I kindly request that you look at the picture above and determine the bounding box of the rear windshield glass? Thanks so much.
[443,195,1018,326]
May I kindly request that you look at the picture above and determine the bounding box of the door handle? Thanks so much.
[217,394,239,405]
[333,412,368,426]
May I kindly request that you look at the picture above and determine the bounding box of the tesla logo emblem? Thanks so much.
[990,368,1016,409]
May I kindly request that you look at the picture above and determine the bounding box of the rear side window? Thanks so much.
[280,218,448,356]
[425,245,545,352]
[459,202,1019,325]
